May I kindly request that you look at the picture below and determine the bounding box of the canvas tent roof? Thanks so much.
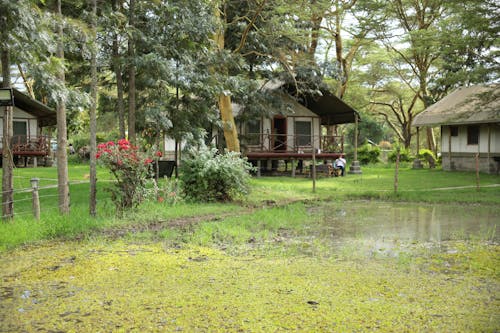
[233,91,319,118]
[262,79,360,125]
[412,84,500,127]
[268,92,319,118]
[299,89,359,125]
[12,89,56,126]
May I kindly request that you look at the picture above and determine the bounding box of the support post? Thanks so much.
[31,178,40,220]
[412,126,423,169]
[448,126,452,170]
[394,147,400,193]
[349,113,362,174]
[312,146,316,193]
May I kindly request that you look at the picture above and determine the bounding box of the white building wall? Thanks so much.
[313,117,320,151]
[262,117,272,151]
[0,106,38,137]
[287,117,294,151]
[441,123,500,174]
[442,124,500,154]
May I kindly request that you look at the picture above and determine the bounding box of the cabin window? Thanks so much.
[449,126,458,137]
[246,119,261,145]
[13,121,27,144]
[467,125,479,145]
[295,121,311,146]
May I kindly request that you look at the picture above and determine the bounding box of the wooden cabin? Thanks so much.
[412,84,500,174]
[161,80,360,176]
[236,81,360,175]
[0,89,56,166]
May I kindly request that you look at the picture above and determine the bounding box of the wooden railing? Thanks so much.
[242,133,344,153]
[0,135,50,156]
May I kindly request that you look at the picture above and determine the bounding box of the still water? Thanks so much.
[307,201,499,256]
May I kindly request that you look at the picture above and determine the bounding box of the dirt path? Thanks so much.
[90,200,287,240]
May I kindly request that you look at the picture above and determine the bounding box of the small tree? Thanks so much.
[97,139,154,211]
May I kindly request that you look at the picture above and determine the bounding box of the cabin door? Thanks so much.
[273,116,286,151]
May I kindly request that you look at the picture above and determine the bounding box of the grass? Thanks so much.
[0,164,498,251]
[0,164,499,331]
[1,240,498,332]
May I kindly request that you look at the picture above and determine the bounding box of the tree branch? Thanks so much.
[376,111,404,142]
[233,0,267,54]
[17,64,35,98]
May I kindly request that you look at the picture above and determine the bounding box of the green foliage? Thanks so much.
[346,114,386,146]
[357,143,381,164]
[388,146,412,162]
[97,139,156,211]
[418,148,438,168]
[179,146,254,202]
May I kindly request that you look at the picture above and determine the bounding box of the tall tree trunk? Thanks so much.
[308,0,323,59]
[113,0,126,139]
[1,45,14,220]
[420,79,436,154]
[89,0,97,216]
[127,0,136,144]
[334,3,345,98]
[56,0,70,214]
[214,4,239,152]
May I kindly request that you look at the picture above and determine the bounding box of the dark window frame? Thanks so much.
[467,125,479,145]
[245,119,261,146]
[449,126,458,137]
[294,120,312,146]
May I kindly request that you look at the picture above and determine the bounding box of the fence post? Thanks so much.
[30,178,40,220]
[475,153,480,191]
[394,147,400,193]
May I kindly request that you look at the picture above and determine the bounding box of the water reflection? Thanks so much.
[313,202,498,256]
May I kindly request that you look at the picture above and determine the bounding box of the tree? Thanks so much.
[54,0,70,214]
[0,0,48,219]
[127,0,136,144]
[112,0,126,139]
[0,27,14,219]
[430,0,500,98]
[89,0,97,216]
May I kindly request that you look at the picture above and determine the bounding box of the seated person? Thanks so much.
[333,155,347,176]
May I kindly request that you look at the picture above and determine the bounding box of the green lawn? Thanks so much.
[0,164,498,251]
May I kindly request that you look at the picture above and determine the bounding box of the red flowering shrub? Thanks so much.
[97,139,155,210]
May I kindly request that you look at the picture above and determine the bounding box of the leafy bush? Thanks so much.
[179,146,254,202]
[97,139,156,211]
[357,144,381,164]
[418,149,437,168]
[388,146,412,162]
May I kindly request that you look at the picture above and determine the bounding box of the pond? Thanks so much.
[0,201,498,332]
[306,201,498,257]
[322,202,498,241]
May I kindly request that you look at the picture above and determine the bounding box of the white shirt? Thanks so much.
[335,157,346,168]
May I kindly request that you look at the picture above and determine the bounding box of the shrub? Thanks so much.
[97,139,156,211]
[418,149,437,168]
[357,144,381,164]
[388,146,412,162]
[179,146,254,202]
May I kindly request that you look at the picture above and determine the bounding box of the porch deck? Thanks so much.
[242,133,344,161]
[0,135,50,156]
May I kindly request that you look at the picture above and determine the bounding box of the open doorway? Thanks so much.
[273,116,286,151]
